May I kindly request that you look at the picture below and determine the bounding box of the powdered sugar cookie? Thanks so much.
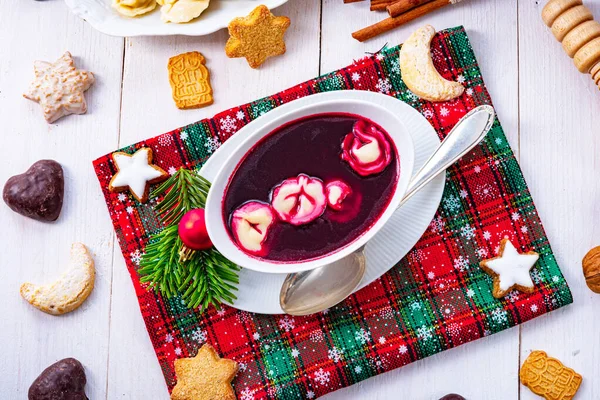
[399,25,464,102]
[20,243,95,315]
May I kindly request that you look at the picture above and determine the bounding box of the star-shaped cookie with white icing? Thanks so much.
[480,239,539,298]
[24,52,95,123]
[108,147,168,203]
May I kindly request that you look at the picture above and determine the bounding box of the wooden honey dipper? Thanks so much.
[542,0,600,89]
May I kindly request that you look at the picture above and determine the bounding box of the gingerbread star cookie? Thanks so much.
[171,344,238,400]
[168,51,213,109]
[24,52,95,123]
[225,5,291,69]
[480,239,539,298]
[108,147,168,203]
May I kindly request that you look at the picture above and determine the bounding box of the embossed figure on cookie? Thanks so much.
[171,344,238,400]
[108,147,168,203]
[225,5,291,69]
[479,239,539,298]
[23,52,95,123]
[520,350,582,400]
[168,51,213,109]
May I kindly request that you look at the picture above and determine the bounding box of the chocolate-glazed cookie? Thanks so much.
[28,358,88,400]
[3,160,64,222]
[439,394,466,400]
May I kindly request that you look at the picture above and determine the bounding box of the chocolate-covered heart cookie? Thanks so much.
[29,358,88,400]
[439,394,466,400]
[3,160,64,222]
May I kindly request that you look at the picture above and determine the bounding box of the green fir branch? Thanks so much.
[138,168,240,310]
[151,169,211,226]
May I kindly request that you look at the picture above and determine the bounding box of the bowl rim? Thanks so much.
[204,92,415,274]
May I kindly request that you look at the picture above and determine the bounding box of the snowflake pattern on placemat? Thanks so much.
[93,27,572,399]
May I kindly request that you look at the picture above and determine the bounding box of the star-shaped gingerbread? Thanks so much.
[225,5,291,69]
[24,52,95,123]
[108,147,168,203]
[480,239,539,298]
[171,344,238,400]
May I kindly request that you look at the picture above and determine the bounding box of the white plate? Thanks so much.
[200,91,445,314]
[65,0,288,37]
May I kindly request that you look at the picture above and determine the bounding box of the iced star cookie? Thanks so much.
[225,5,291,69]
[479,239,539,298]
[171,344,238,400]
[23,52,95,123]
[108,147,168,203]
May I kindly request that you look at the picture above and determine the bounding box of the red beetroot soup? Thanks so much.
[223,113,399,262]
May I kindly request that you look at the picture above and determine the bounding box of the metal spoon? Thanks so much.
[280,105,496,316]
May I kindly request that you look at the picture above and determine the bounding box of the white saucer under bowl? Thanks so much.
[200,90,445,314]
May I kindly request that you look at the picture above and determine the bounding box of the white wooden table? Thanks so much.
[1,0,599,398]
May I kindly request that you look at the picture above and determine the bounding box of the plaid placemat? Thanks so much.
[93,26,572,399]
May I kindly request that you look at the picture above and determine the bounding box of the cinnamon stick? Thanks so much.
[387,0,434,17]
[353,0,461,42]
[370,0,394,11]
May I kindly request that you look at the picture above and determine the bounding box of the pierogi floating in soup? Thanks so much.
[223,113,399,263]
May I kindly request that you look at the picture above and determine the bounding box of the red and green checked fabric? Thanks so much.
[93,26,572,399]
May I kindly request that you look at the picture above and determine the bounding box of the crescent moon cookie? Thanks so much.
[23,52,95,124]
[112,0,157,17]
[479,239,539,298]
[20,243,95,315]
[399,25,465,102]
[108,147,168,203]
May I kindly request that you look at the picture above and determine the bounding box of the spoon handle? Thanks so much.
[400,105,495,206]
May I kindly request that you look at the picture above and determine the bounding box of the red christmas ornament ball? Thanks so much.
[178,208,213,251]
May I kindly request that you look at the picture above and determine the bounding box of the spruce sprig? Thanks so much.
[138,169,240,310]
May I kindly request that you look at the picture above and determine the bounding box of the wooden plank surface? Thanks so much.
[518,1,600,399]
[0,0,123,398]
[0,0,597,398]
